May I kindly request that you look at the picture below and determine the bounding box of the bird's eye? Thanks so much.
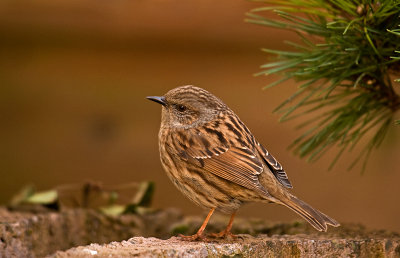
[177,105,187,112]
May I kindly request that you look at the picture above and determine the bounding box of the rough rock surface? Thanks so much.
[1,206,399,257]
[50,235,400,257]
[0,206,182,257]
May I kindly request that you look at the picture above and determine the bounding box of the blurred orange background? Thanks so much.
[1,0,399,232]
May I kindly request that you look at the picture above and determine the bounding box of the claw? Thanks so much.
[178,233,209,242]
[208,230,237,239]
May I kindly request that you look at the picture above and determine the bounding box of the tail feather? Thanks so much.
[281,194,340,232]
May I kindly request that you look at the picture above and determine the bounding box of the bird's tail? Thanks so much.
[281,194,340,232]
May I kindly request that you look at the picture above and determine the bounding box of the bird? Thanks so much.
[147,85,339,241]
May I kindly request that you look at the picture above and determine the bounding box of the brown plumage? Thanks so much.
[147,85,339,241]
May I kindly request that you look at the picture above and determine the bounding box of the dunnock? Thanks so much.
[147,85,339,241]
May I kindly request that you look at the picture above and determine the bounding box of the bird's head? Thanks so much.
[147,85,227,129]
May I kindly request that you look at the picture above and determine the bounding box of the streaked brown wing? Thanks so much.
[255,141,292,188]
[168,121,270,196]
[203,146,269,191]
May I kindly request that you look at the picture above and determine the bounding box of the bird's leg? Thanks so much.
[178,208,215,241]
[209,212,237,239]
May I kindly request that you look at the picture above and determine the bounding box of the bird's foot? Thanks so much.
[178,233,209,242]
[208,230,237,239]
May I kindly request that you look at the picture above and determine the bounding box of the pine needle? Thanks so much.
[248,0,400,172]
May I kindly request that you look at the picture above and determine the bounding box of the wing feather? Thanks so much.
[256,141,292,188]
[169,121,270,195]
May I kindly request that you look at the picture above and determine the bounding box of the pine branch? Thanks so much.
[247,0,400,171]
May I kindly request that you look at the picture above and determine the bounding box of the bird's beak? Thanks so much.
[146,96,167,106]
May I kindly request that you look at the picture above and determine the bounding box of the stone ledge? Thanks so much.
[0,207,183,257]
[49,235,400,257]
[1,206,399,257]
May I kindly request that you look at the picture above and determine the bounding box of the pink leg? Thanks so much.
[209,212,237,239]
[178,208,215,241]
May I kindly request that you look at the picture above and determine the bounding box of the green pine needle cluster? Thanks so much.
[246,0,400,171]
